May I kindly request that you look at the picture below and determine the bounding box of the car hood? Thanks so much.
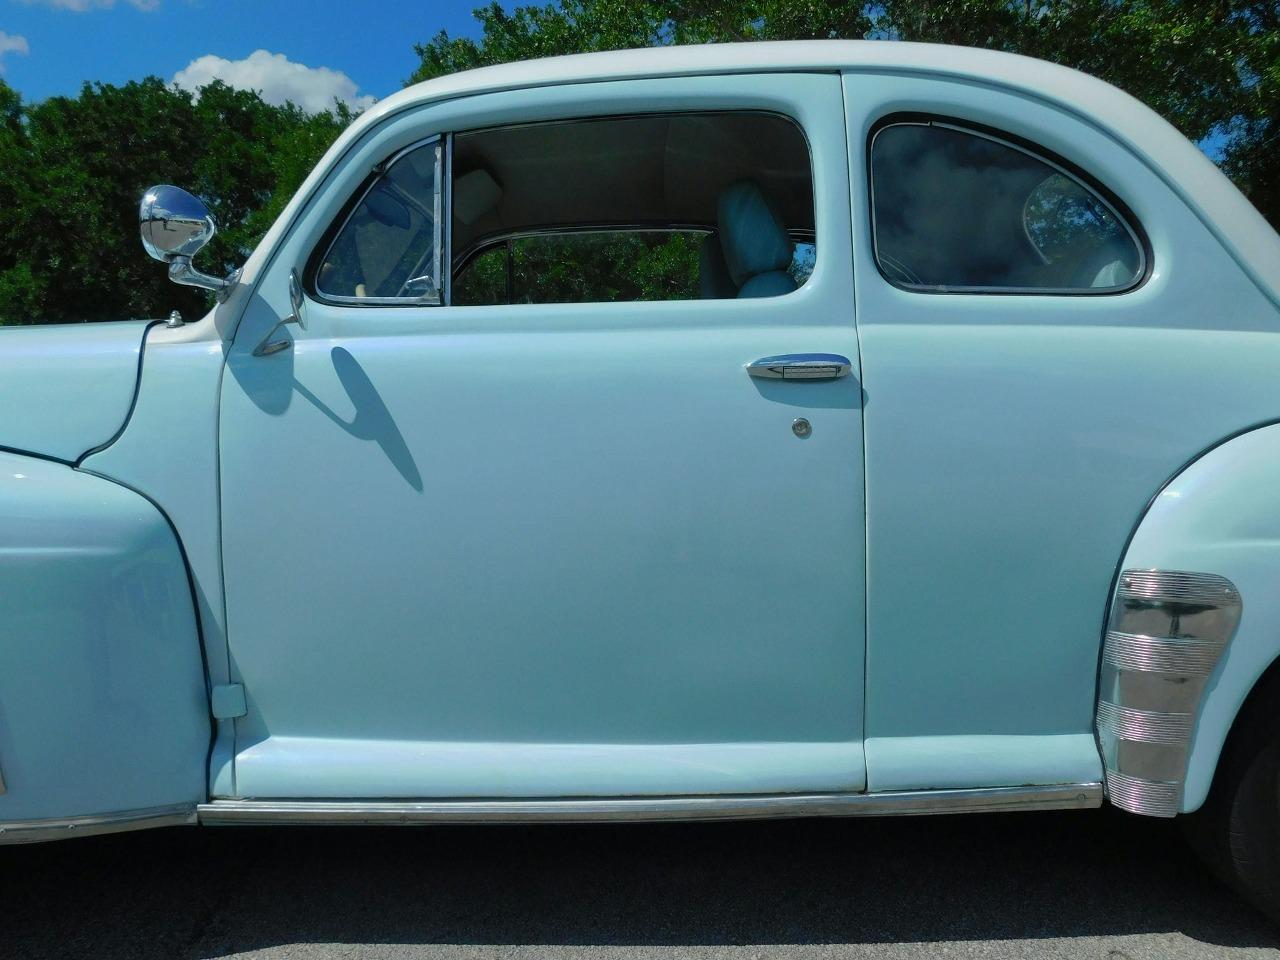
[0,320,154,463]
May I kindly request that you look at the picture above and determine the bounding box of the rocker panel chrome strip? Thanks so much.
[0,803,196,845]
[198,783,1102,825]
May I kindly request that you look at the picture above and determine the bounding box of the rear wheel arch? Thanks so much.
[1096,422,1280,816]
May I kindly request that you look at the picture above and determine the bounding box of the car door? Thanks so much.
[843,73,1280,793]
[217,73,866,800]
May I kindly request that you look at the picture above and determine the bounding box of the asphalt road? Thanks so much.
[3,807,1277,960]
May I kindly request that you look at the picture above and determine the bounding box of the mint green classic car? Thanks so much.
[4,40,1280,920]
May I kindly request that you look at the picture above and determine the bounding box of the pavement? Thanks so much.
[3,807,1278,959]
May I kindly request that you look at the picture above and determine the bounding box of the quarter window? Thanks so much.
[316,139,443,303]
[869,120,1144,294]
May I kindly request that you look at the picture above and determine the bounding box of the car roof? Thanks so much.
[245,41,1280,312]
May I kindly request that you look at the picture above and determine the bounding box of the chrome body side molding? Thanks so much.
[0,803,196,845]
[1097,569,1243,817]
[198,783,1101,826]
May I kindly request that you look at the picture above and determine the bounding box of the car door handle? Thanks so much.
[746,354,852,381]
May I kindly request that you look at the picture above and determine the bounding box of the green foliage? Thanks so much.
[0,77,349,324]
[512,231,701,303]
[409,0,873,83]
[412,0,1280,229]
[453,231,702,305]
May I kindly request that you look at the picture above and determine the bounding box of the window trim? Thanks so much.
[867,113,1151,297]
[308,134,446,307]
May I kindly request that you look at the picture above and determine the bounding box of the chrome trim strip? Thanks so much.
[1097,700,1192,745]
[1103,630,1223,676]
[1097,568,1243,817]
[0,804,196,845]
[1116,570,1240,607]
[198,784,1101,826]
[1104,771,1179,819]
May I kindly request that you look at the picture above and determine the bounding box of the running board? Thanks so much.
[198,783,1102,825]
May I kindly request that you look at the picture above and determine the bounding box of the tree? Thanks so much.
[411,1,1280,229]
[0,78,349,324]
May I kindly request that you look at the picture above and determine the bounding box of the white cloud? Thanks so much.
[172,49,375,115]
[0,31,29,73]
[17,0,158,10]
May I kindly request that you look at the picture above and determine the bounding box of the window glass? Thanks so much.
[450,112,815,304]
[870,121,1143,293]
[317,140,441,301]
[453,244,508,306]
[510,231,702,305]
[789,242,816,288]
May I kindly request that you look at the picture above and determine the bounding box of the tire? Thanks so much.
[1182,674,1280,923]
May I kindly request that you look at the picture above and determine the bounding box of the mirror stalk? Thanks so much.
[168,256,239,302]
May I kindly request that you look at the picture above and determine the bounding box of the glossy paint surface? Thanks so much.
[0,320,149,462]
[81,323,235,795]
[1120,425,1280,812]
[843,72,1280,790]
[219,74,867,798]
[0,453,208,822]
[10,46,1280,823]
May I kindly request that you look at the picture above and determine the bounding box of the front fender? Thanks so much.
[0,320,152,463]
[0,453,209,832]
[1107,423,1280,814]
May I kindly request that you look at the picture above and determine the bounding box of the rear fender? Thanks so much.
[1098,424,1280,815]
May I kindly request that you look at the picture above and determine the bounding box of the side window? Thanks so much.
[869,120,1145,294]
[511,231,701,304]
[454,231,706,306]
[316,139,442,303]
[451,112,815,305]
[452,244,508,306]
[789,241,816,288]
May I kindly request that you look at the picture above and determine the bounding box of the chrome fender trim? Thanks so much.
[1097,569,1242,817]
[198,783,1102,825]
[0,803,197,845]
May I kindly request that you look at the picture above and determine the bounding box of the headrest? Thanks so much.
[717,180,793,287]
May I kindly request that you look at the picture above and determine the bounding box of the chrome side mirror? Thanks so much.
[140,185,238,300]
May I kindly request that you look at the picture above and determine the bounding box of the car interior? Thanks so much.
[449,111,816,304]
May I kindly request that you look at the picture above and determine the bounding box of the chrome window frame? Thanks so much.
[867,116,1150,297]
[311,134,446,307]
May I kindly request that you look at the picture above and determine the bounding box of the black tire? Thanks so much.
[1182,671,1280,923]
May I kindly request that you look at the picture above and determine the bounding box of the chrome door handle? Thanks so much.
[746,353,852,381]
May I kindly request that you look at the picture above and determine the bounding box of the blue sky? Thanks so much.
[0,0,493,107]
